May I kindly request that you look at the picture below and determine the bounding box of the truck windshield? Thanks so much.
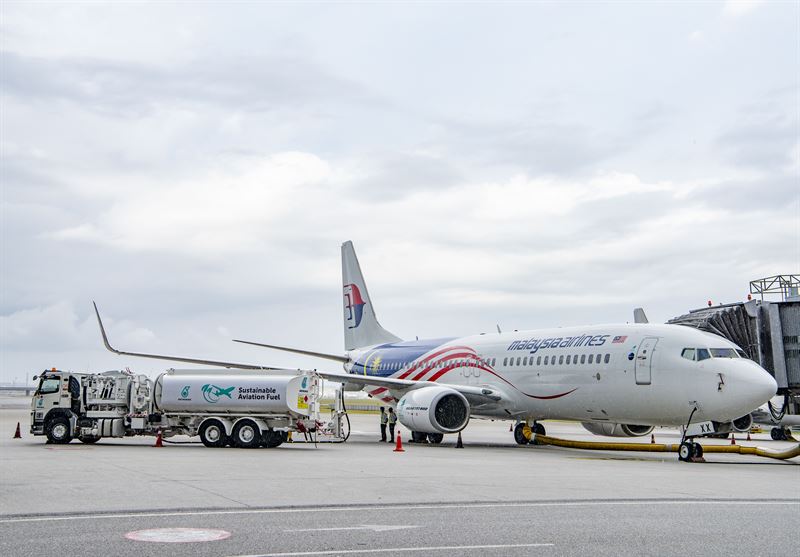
[37,378,60,394]
[710,348,739,358]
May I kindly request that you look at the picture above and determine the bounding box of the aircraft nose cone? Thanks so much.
[742,368,777,410]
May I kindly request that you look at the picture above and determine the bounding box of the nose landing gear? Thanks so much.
[678,440,705,462]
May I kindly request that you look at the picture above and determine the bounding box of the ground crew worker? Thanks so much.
[387,407,398,443]
[379,407,388,442]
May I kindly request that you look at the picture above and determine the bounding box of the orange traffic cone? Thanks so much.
[650,433,655,444]
[746,432,751,441]
[455,431,464,449]
[13,422,21,439]
[153,429,163,448]
[509,423,513,432]
[393,432,404,452]
[730,434,736,445]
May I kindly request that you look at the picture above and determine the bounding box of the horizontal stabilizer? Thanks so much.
[233,339,349,363]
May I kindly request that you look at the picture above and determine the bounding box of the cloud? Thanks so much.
[723,1,764,18]
[0,50,381,117]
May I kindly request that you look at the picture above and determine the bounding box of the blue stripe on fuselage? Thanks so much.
[351,338,456,378]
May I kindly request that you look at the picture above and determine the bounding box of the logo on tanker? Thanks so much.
[343,283,366,329]
[202,384,235,404]
[180,386,191,399]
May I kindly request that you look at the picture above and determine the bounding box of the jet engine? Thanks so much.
[731,413,753,433]
[396,386,469,434]
[582,422,654,437]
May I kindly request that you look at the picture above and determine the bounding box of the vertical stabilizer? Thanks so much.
[342,241,402,350]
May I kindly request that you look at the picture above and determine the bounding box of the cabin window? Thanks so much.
[681,348,696,361]
[537,356,542,365]
[604,354,610,364]
[697,348,711,361]
[588,354,594,364]
[523,357,528,366]
[544,356,549,365]
[516,357,520,366]
[580,354,586,364]
[596,353,601,363]
[566,355,571,365]
[503,357,507,366]
[558,355,564,365]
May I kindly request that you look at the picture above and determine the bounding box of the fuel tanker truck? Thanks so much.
[29,368,337,448]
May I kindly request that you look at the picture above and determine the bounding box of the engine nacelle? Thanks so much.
[731,413,753,433]
[396,386,469,434]
[582,422,655,437]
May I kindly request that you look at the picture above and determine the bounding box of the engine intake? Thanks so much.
[731,413,753,433]
[582,422,655,437]
[397,386,469,434]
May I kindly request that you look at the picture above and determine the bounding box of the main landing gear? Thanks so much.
[514,422,545,445]
[770,427,792,441]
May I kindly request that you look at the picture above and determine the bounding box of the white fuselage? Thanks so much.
[345,323,777,427]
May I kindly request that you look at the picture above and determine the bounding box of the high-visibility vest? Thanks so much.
[388,412,397,424]
[381,413,388,424]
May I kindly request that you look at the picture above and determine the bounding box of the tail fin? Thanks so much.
[341,241,402,350]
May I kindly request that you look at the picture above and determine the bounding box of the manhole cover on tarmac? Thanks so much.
[125,528,231,543]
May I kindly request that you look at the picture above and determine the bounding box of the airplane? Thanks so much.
[94,241,778,462]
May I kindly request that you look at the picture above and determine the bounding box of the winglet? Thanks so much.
[633,308,649,324]
[93,301,120,354]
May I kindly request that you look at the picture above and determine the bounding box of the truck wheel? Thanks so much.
[534,423,546,436]
[428,433,444,444]
[232,420,261,449]
[80,436,100,444]
[46,416,73,444]
[262,429,285,448]
[199,420,228,448]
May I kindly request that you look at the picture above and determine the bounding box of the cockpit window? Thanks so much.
[736,349,747,358]
[681,348,696,361]
[710,348,739,358]
[696,348,711,361]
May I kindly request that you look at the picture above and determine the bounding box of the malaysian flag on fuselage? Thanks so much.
[612,335,627,343]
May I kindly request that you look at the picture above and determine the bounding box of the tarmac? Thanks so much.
[1,393,797,556]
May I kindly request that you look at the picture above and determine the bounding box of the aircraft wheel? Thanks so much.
[770,428,783,441]
[692,443,703,458]
[199,419,228,448]
[428,433,444,444]
[513,423,529,445]
[232,420,261,449]
[411,431,428,443]
[678,441,694,461]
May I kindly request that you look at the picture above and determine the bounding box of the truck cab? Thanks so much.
[30,369,84,443]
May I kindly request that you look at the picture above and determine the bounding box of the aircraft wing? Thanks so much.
[315,369,503,401]
[93,302,289,371]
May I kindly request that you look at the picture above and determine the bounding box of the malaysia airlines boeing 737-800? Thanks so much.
[94,241,777,461]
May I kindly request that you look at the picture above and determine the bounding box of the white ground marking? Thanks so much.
[229,543,554,556]
[287,524,419,533]
[0,500,795,524]
[125,527,231,543]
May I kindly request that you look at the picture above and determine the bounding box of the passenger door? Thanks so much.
[635,337,658,385]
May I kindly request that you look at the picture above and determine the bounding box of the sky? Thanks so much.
[1,1,798,384]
